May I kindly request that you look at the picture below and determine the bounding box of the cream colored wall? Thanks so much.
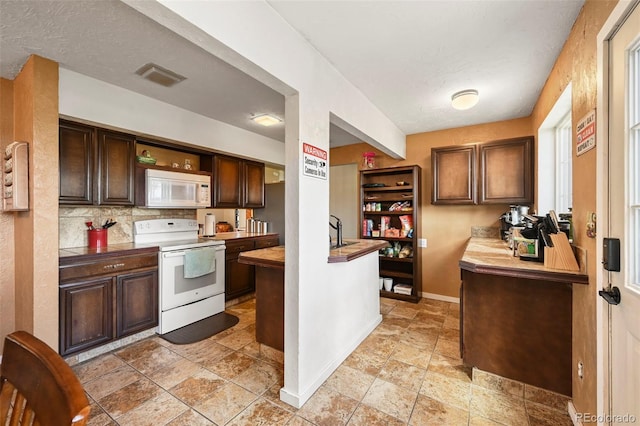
[7,56,60,349]
[529,0,618,417]
[0,78,15,353]
[330,117,532,299]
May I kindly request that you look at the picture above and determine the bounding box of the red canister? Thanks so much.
[88,229,108,248]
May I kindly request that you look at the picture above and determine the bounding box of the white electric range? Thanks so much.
[134,218,226,334]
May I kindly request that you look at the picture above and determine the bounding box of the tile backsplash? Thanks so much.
[59,207,196,249]
[59,207,246,249]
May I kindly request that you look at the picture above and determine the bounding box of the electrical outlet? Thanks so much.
[577,361,584,379]
[419,238,427,248]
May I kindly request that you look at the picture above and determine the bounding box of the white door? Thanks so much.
[608,3,640,423]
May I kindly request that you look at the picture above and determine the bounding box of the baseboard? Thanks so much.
[568,401,583,426]
[422,292,460,304]
[279,313,382,408]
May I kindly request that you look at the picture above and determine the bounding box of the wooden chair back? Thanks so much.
[0,330,91,425]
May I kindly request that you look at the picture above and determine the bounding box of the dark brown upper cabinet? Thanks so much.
[213,155,265,208]
[97,129,135,205]
[59,120,135,206]
[59,121,94,205]
[243,160,265,208]
[431,145,477,205]
[478,137,533,205]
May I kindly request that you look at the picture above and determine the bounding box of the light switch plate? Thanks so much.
[419,238,427,248]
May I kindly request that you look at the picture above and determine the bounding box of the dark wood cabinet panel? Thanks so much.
[432,145,476,205]
[214,155,243,208]
[117,269,158,337]
[243,160,265,208]
[59,120,135,206]
[461,269,571,395]
[224,236,278,300]
[59,250,158,356]
[97,130,135,205]
[59,277,114,356]
[59,121,94,205]
[213,155,265,208]
[478,137,533,204]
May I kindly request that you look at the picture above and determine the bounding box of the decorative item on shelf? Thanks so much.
[396,181,409,186]
[183,159,192,170]
[384,228,400,238]
[362,152,376,169]
[136,149,157,165]
[171,161,180,168]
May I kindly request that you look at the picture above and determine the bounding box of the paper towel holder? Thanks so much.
[203,213,216,237]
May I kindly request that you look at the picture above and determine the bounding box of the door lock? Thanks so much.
[598,286,621,305]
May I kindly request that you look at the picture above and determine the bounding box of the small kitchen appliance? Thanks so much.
[134,218,226,334]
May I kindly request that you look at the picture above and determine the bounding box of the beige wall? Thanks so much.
[0,78,16,351]
[3,55,59,350]
[530,0,618,418]
[331,117,532,298]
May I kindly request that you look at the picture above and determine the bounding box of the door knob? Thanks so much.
[598,286,621,305]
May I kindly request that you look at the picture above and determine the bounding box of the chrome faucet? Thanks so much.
[329,215,344,248]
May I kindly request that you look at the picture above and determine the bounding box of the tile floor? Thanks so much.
[73,297,573,425]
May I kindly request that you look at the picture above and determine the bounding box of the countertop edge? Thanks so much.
[59,244,160,264]
[238,253,285,269]
[327,240,389,263]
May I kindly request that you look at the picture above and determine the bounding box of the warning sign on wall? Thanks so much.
[576,109,596,156]
[302,142,327,180]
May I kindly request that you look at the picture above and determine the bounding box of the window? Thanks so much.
[555,112,573,214]
[537,83,572,214]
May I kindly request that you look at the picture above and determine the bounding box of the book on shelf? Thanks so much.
[393,284,413,295]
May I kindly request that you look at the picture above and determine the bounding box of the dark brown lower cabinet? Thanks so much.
[224,235,279,301]
[117,270,158,337]
[59,250,158,356]
[59,277,114,356]
[461,269,572,396]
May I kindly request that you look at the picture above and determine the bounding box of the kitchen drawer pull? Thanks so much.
[103,263,125,269]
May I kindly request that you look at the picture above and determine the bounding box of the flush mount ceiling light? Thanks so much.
[451,89,479,110]
[251,114,283,127]
[135,63,186,87]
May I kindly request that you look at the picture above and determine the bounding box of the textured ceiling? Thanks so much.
[0,0,584,147]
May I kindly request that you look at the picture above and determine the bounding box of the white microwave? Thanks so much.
[143,169,211,208]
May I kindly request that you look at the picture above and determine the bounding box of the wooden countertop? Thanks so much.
[238,246,285,269]
[327,239,389,263]
[59,232,278,263]
[238,239,389,268]
[459,237,588,284]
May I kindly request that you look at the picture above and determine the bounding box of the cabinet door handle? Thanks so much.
[103,263,125,269]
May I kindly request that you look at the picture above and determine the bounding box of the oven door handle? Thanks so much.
[163,251,186,258]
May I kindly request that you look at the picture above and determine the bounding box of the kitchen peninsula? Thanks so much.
[238,240,388,351]
[460,237,588,396]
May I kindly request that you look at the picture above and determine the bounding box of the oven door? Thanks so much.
[160,245,225,311]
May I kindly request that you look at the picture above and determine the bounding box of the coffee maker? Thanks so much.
[499,205,530,241]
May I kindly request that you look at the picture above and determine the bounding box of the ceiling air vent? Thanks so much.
[135,63,186,87]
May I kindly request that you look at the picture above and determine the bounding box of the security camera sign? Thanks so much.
[302,142,327,180]
[576,109,596,156]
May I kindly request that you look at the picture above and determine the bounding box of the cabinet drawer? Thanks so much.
[254,236,279,249]
[225,239,256,254]
[60,253,158,283]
